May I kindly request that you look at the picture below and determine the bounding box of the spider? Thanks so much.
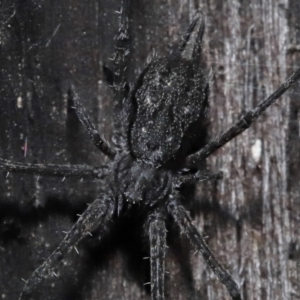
[1,1,300,299]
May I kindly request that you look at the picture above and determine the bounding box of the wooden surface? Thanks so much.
[0,0,300,299]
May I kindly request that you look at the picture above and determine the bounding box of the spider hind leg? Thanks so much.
[185,67,300,167]
[179,11,205,61]
[111,0,131,133]
[69,87,116,159]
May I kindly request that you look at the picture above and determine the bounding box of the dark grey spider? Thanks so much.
[1,1,300,300]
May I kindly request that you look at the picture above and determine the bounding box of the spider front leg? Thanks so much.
[167,196,241,300]
[19,195,115,300]
[148,210,167,300]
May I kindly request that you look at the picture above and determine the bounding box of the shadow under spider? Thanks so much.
[0,178,264,299]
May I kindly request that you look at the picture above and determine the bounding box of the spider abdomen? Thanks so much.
[130,56,209,165]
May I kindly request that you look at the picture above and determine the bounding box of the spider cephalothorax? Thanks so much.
[110,153,172,209]
[1,1,300,300]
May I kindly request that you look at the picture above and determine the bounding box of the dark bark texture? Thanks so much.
[0,0,300,299]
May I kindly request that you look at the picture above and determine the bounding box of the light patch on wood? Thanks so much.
[251,139,262,163]
[17,96,23,108]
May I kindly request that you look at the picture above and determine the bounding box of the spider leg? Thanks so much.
[148,210,167,300]
[19,195,115,300]
[179,11,205,60]
[112,0,130,131]
[0,158,108,179]
[167,197,241,300]
[175,170,223,186]
[186,67,300,167]
[70,88,116,159]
